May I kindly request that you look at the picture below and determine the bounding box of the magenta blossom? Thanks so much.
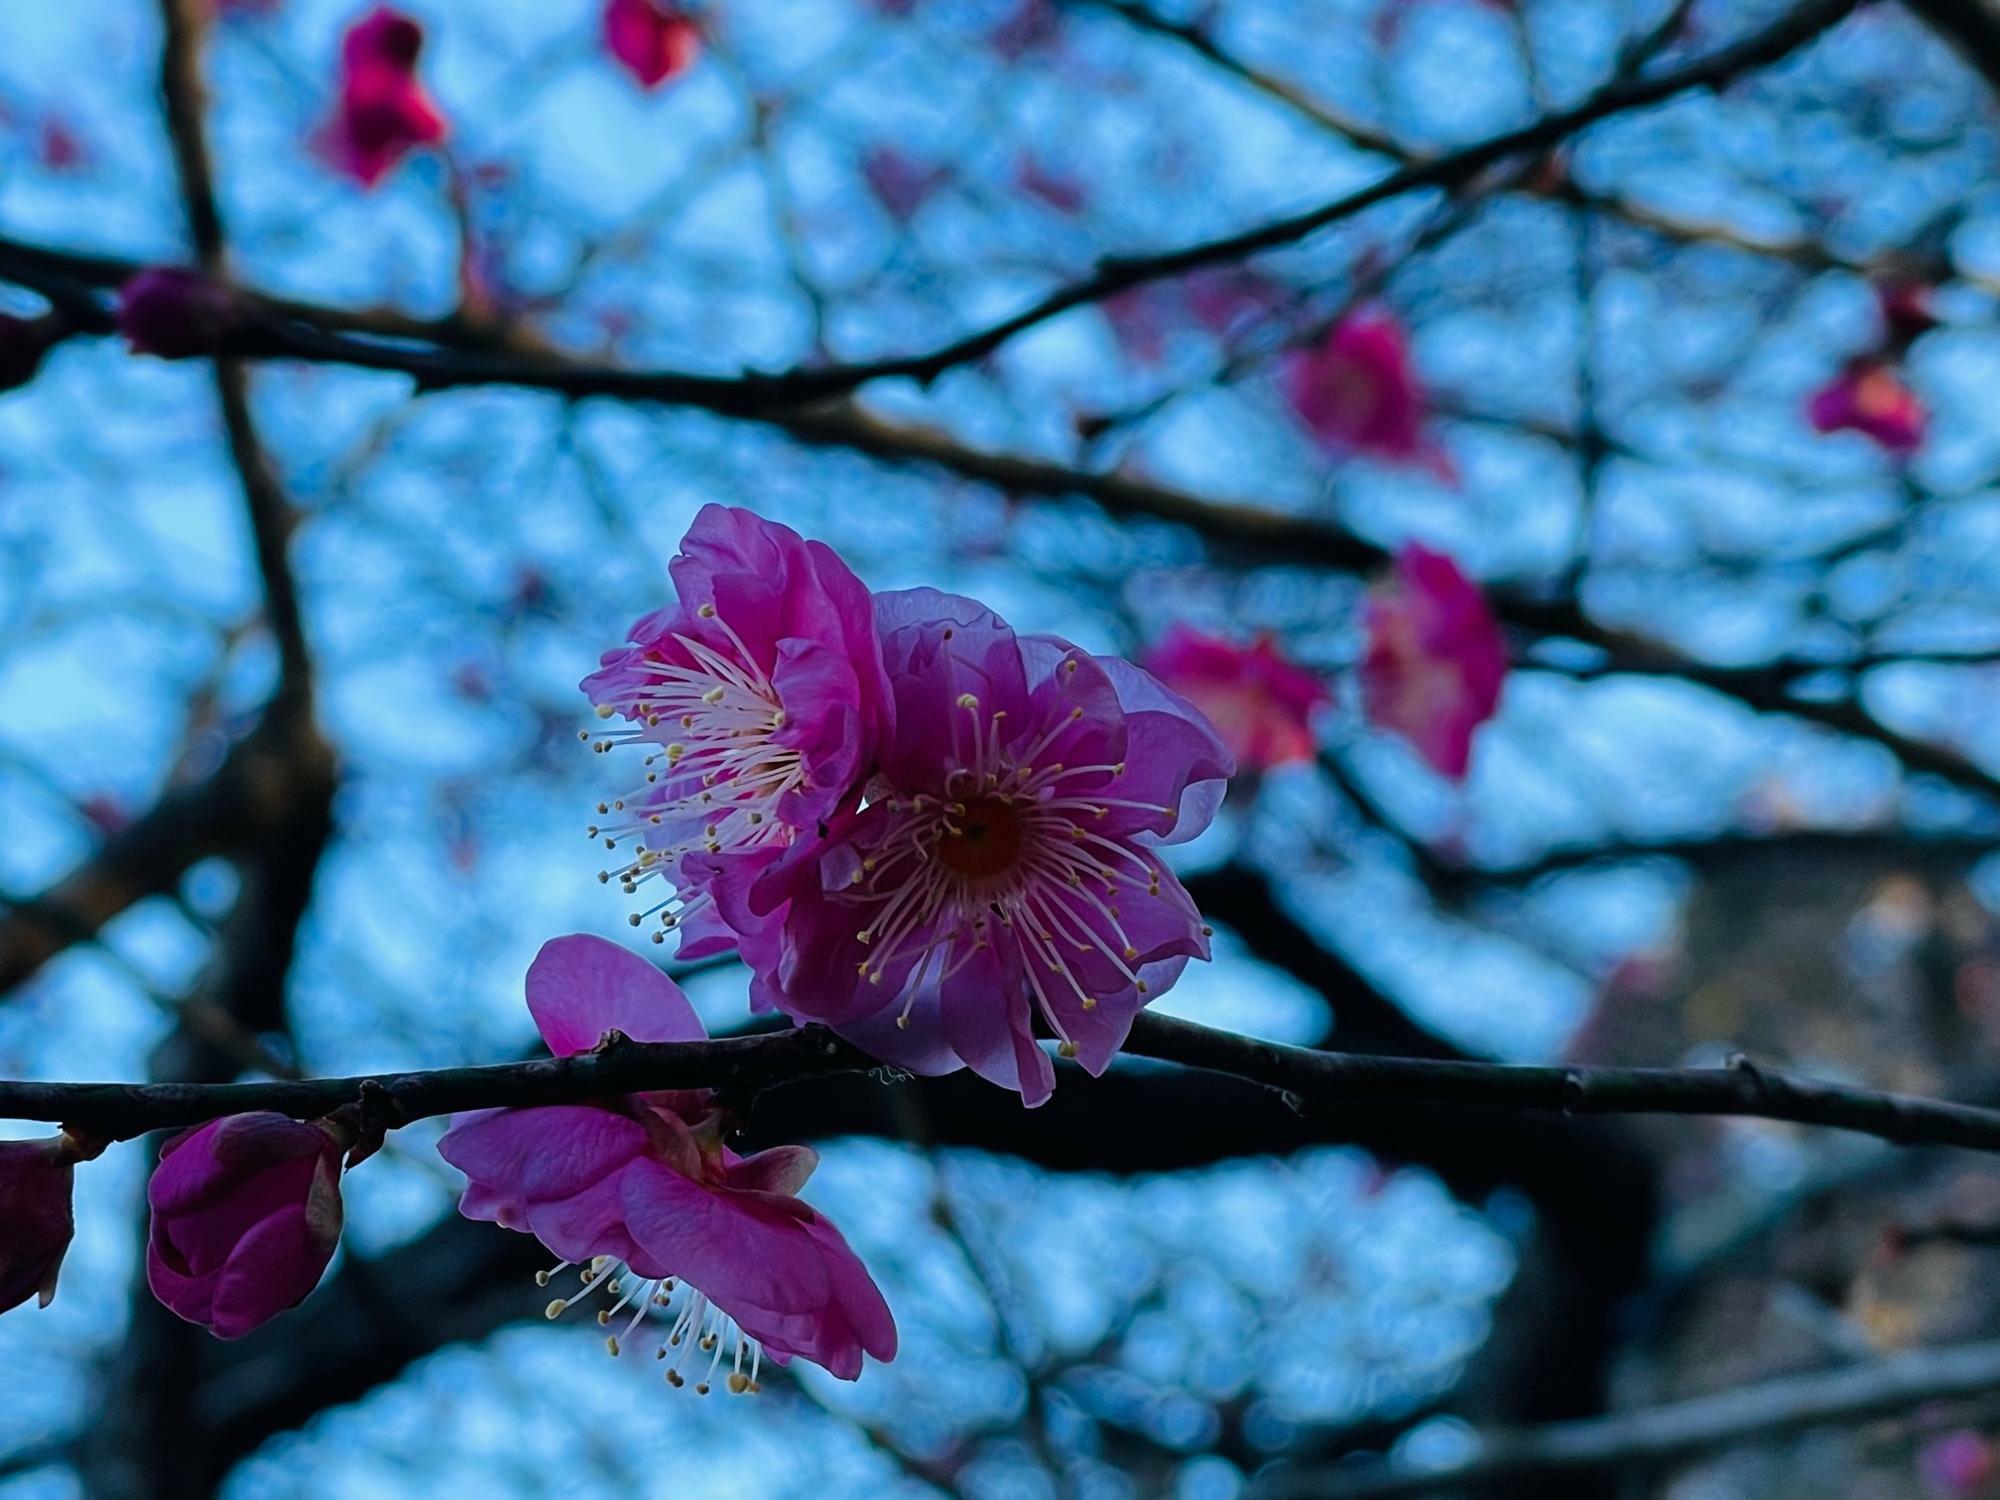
[318,6,446,188]
[1283,309,1448,474]
[1361,544,1507,781]
[581,505,892,958]
[1145,626,1327,773]
[603,0,701,90]
[1808,358,1926,455]
[0,1131,101,1314]
[438,934,896,1385]
[117,267,239,359]
[146,1113,348,1339]
[861,146,948,222]
[1921,1430,2000,1498]
[716,589,1233,1106]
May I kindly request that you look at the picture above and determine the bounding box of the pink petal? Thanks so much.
[438,1105,649,1211]
[524,934,705,1055]
[727,1145,819,1196]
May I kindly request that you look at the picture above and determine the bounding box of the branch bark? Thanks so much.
[13,1011,2000,1161]
[1262,1337,2000,1497]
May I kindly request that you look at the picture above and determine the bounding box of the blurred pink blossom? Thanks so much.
[1145,626,1327,772]
[1361,543,1507,780]
[318,6,446,188]
[1809,358,1926,455]
[1283,309,1449,474]
[603,0,701,90]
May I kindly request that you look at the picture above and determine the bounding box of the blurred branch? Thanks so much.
[0,0,1858,412]
[1428,826,1998,892]
[1181,864,1473,1060]
[18,1010,2000,1160]
[8,232,1987,813]
[1260,1337,2000,1497]
[0,710,333,997]
[1899,0,2000,94]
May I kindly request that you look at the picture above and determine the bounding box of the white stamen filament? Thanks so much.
[835,650,1183,1046]
[581,610,809,937]
[533,1257,762,1395]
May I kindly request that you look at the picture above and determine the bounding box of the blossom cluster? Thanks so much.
[0,504,1509,1394]
[579,507,1236,1107]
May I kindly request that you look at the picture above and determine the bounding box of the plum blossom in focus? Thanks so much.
[146,1113,349,1339]
[0,1131,101,1314]
[319,6,446,188]
[1284,309,1448,473]
[438,935,896,1385]
[716,589,1233,1106]
[603,0,701,89]
[1144,626,1327,773]
[580,505,892,957]
[1361,544,1507,780]
[1809,357,1927,455]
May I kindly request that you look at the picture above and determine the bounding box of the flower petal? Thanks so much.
[525,934,705,1055]
[438,1104,649,1220]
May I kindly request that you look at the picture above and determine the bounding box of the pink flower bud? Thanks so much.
[116,267,238,360]
[145,1113,347,1339]
[1807,357,1926,455]
[603,0,701,90]
[0,1132,99,1314]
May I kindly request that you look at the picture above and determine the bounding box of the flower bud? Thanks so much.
[0,1131,100,1314]
[145,1112,347,1339]
[116,267,238,360]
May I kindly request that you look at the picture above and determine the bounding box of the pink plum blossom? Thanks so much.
[146,1113,348,1338]
[1144,626,1327,773]
[318,6,446,188]
[438,934,896,1385]
[1921,1430,2000,1498]
[1015,155,1087,215]
[117,267,239,359]
[581,505,892,958]
[36,117,87,172]
[1283,309,1447,473]
[1360,544,1507,780]
[861,147,948,222]
[713,589,1233,1106]
[603,0,701,90]
[0,1131,101,1314]
[1809,358,1926,455]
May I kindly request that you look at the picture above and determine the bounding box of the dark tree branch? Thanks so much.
[1262,1337,2000,1497]
[189,1056,1655,1473]
[15,1011,2000,1160]
[0,0,1858,414]
[0,710,333,998]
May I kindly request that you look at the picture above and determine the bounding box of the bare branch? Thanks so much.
[1261,1337,2000,1497]
[12,1010,2000,1162]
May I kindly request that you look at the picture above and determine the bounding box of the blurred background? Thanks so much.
[4,0,2000,1495]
